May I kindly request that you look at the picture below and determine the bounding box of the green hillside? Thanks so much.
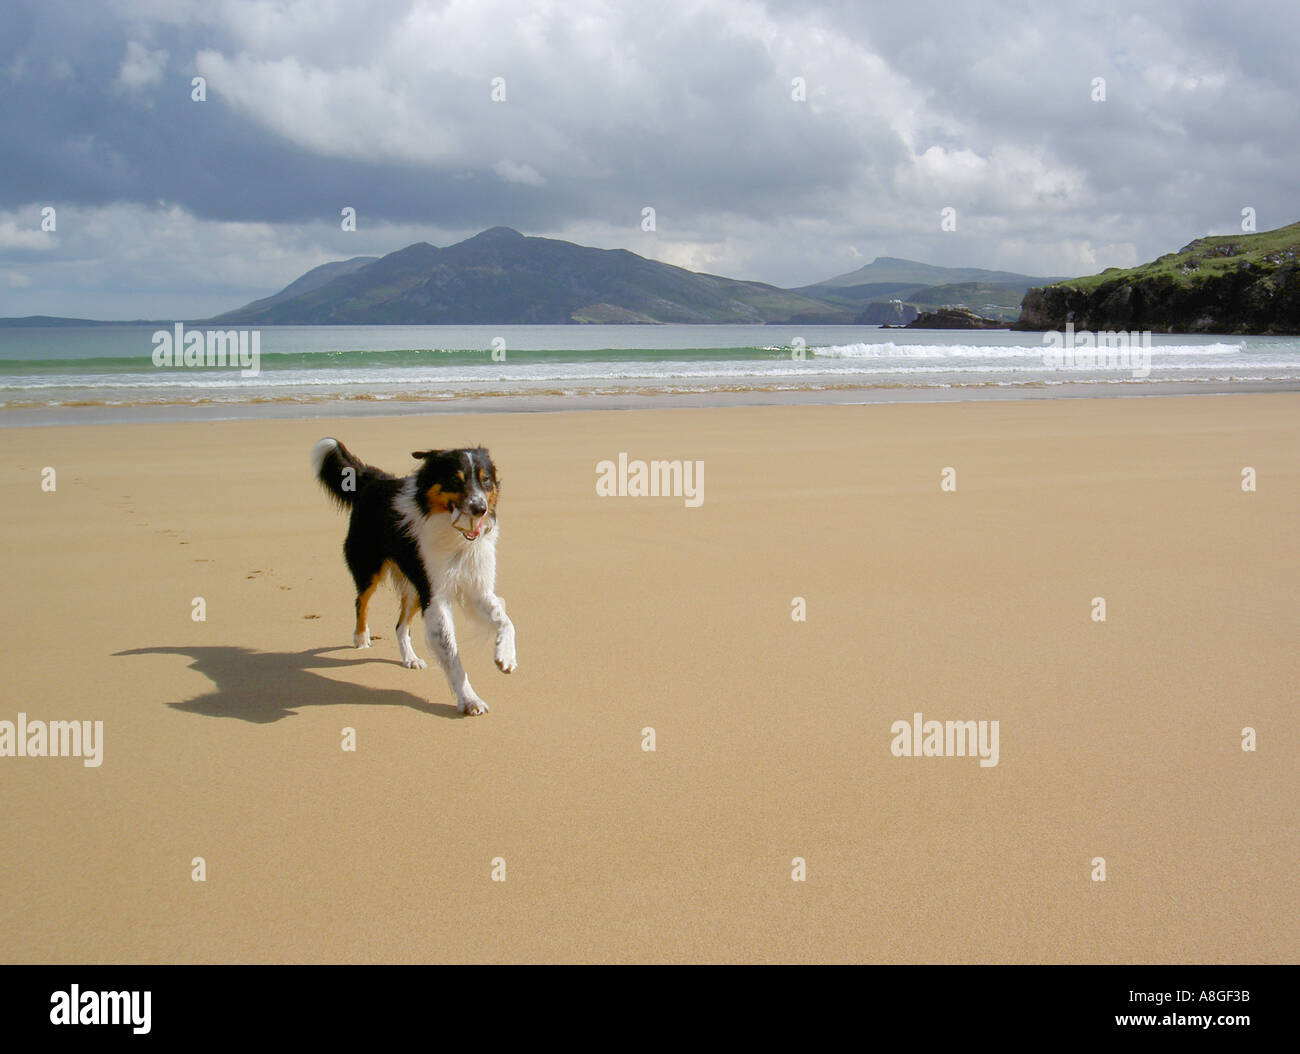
[1018,221,1300,334]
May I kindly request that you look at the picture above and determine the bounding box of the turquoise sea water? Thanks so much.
[2,324,1298,411]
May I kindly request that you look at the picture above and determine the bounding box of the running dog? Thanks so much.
[310,438,517,716]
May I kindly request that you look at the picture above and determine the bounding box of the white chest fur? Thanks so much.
[395,478,498,604]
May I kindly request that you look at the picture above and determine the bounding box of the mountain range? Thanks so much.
[208,228,1055,326]
[214,228,841,325]
[4,222,1294,332]
[0,228,1056,327]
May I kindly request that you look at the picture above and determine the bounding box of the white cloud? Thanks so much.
[115,41,168,91]
[0,218,55,251]
[493,160,545,186]
[194,49,455,163]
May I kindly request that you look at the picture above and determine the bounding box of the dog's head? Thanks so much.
[411,447,500,541]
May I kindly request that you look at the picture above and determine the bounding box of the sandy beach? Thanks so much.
[1,392,1296,964]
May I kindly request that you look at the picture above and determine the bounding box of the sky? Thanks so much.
[1,0,1296,319]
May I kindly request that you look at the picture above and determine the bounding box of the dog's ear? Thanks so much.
[411,449,439,460]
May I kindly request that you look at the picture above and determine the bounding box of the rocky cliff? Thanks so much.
[1016,222,1300,334]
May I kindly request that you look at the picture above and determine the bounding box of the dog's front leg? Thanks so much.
[474,593,517,674]
[423,598,489,715]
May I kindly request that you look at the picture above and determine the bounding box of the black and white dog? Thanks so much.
[310,438,517,716]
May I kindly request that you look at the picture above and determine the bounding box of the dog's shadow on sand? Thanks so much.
[115,645,462,723]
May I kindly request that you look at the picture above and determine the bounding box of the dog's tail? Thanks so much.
[310,437,389,508]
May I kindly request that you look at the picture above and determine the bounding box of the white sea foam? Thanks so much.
[810,342,1246,359]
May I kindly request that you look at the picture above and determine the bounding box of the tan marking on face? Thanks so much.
[425,483,460,514]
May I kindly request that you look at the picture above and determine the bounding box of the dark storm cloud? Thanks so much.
[0,2,571,228]
[0,0,883,231]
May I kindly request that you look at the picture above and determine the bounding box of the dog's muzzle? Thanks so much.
[451,503,489,540]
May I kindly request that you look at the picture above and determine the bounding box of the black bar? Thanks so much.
[0,965,1290,1041]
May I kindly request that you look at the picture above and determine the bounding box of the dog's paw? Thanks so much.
[494,648,517,674]
[458,696,490,716]
[353,630,371,648]
[402,656,427,670]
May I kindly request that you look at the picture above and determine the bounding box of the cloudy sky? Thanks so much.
[1,0,1295,318]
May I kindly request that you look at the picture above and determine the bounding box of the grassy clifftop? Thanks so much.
[1018,222,1300,334]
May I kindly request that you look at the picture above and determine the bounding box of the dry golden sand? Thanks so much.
[1,393,1296,963]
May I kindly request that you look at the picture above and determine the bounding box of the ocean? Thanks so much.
[2,324,1299,422]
